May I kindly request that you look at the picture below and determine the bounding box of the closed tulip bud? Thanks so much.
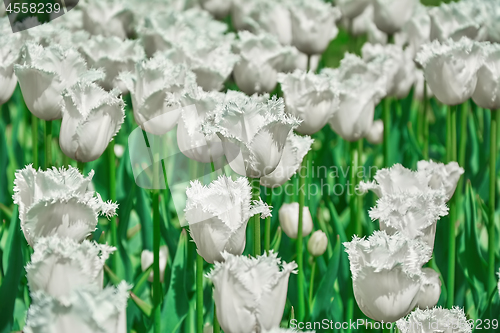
[13,165,118,246]
[207,251,297,333]
[336,0,371,20]
[78,36,145,93]
[141,245,168,282]
[261,133,313,188]
[279,203,313,239]
[201,0,233,19]
[372,0,418,35]
[396,307,472,333]
[307,230,327,257]
[14,43,97,121]
[416,268,442,310]
[186,176,271,264]
[24,282,130,333]
[26,236,115,299]
[0,35,21,106]
[365,119,384,145]
[416,37,483,106]
[119,55,196,135]
[233,31,297,95]
[204,95,300,178]
[472,43,500,110]
[344,231,433,322]
[417,160,464,201]
[288,0,341,55]
[278,70,339,135]
[59,82,125,163]
[81,0,134,40]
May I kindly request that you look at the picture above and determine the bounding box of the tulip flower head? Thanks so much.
[366,119,384,145]
[307,230,328,257]
[81,0,134,40]
[396,306,472,333]
[0,34,21,106]
[417,160,465,201]
[372,0,418,35]
[204,95,300,178]
[207,251,297,333]
[279,202,313,239]
[416,268,442,310]
[26,236,115,299]
[13,165,118,246]
[278,70,339,135]
[472,43,500,110]
[344,231,434,322]
[402,4,431,58]
[336,0,371,20]
[201,0,233,19]
[141,245,169,282]
[185,176,271,263]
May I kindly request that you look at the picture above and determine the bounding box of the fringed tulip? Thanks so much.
[141,245,169,282]
[472,43,500,110]
[185,176,271,264]
[396,307,472,333]
[207,251,297,333]
[0,34,21,106]
[279,202,313,239]
[417,160,464,201]
[13,165,118,246]
[307,230,328,257]
[81,0,134,40]
[402,4,431,58]
[372,0,418,35]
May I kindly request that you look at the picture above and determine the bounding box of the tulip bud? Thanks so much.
[279,203,313,239]
[141,246,169,283]
[417,160,464,201]
[0,34,21,106]
[81,0,134,40]
[396,307,472,333]
[472,43,500,110]
[372,0,418,35]
[207,251,297,333]
[365,119,384,145]
[416,268,442,310]
[114,144,125,158]
[307,230,327,257]
[185,176,271,264]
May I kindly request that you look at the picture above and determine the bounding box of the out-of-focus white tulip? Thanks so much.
[13,165,118,247]
[78,36,145,93]
[207,251,297,333]
[366,119,384,145]
[416,268,442,310]
[483,1,500,43]
[307,230,328,257]
[201,0,232,19]
[59,82,125,163]
[81,0,134,40]
[350,5,373,36]
[396,306,472,333]
[402,4,431,58]
[177,88,226,163]
[413,69,434,101]
[14,43,98,121]
[279,202,313,239]
[233,31,297,95]
[472,43,500,110]
[278,70,339,135]
[185,176,271,264]
[0,34,21,106]
[260,134,313,188]
[204,95,300,178]
[416,37,483,106]
[336,0,371,20]
[344,231,433,322]
[141,245,168,282]
[417,160,464,201]
[392,48,417,99]
[26,236,115,298]
[288,0,342,55]
[114,144,125,158]
[292,53,321,73]
[119,55,196,135]
[24,282,129,333]
[372,0,418,35]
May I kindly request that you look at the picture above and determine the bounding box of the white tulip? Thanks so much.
[119,55,196,135]
[203,95,300,178]
[141,245,168,282]
[350,5,373,36]
[483,0,500,43]
[413,69,434,101]
[402,4,431,58]
[416,37,483,106]
[279,202,313,239]
[396,306,472,333]
[288,0,342,55]
[24,282,129,333]
[185,176,271,264]
[0,34,21,106]
[367,21,388,46]
[307,230,328,257]
[392,48,417,99]
[78,36,145,93]
[278,70,339,135]
[14,43,97,121]
[344,231,433,322]
[201,0,232,19]
[417,160,464,201]
[59,82,125,163]
[13,165,118,246]
[472,43,500,110]
[26,236,115,299]
[233,31,297,95]
[81,0,134,40]
[365,119,384,145]
[336,0,371,20]
[292,53,321,73]
[207,251,297,333]
[260,133,313,188]
[372,0,418,35]
[416,268,442,310]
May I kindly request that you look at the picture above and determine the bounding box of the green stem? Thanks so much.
[356,139,363,236]
[108,142,118,272]
[251,178,261,256]
[349,141,360,237]
[196,254,204,333]
[488,109,498,295]
[308,259,316,310]
[297,156,307,321]
[213,303,220,333]
[45,120,52,168]
[459,104,468,169]
[446,108,452,163]
[422,82,429,160]
[77,161,85,174]
[383,98,391,167]
[152,190,161,333]
[264,191,272,253]
[32,116,38,169]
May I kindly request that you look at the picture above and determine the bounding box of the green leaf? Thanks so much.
[161,229,189,333]
[132,264,153,296]
[271,226,282,253]
[131,292,153,317]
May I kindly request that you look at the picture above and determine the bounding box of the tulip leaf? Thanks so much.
[130,292,152,317]
[161,229,189,333]
[132,264,153,296]
[271,226,282,253]
[136,188,153,251]
[104,264,122,286]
